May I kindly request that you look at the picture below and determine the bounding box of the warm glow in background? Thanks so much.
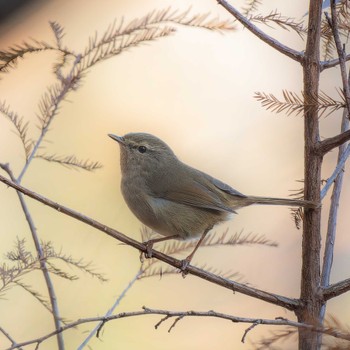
[0,1,349,349]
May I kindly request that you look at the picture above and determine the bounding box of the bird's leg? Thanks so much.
[181,226,213,272]
[142,234,180,259]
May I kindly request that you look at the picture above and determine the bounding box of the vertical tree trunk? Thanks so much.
[298,1,323,349]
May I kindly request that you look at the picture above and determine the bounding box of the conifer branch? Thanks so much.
[250,11,306,38]
[242,0,262,17]
[14,280,53,312]
[254,90,345,117]
[139,227,277,279]
[35,153,103,171]
[49,21,65,49]
[0,237,106,306]
[0,40,56,74]
[0,101,33,160]
[77,8,234,73]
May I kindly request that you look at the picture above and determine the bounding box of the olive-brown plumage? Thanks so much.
[109,132,315,264]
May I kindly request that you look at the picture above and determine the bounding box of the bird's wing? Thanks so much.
[154,168,246,213]
[160,182,235,213]
[210,177,246,198]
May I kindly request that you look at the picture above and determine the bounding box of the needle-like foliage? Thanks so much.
[35,153,103,171]
[242,0,262,17]
[254,90,345,117]
[0,238,106,308]
[139,227,277,279]
[0,101,33,160]
[250,11,307,38]
[321,0,350,60]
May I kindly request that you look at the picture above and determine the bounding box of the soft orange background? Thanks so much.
[0,1,349,349]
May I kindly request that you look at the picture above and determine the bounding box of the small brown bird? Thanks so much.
[109,132,315,268]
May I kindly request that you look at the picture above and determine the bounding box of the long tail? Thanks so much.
[245,196,318,208]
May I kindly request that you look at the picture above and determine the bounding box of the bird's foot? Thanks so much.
[179,258,191,277]
[139,240,154,262]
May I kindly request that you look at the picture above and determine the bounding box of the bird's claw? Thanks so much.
[139,240,154,262]
[180,258,190,277]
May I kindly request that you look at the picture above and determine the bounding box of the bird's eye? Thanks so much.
[138,146,147,153]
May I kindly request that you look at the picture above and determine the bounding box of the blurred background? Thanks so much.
[0,0,348,349]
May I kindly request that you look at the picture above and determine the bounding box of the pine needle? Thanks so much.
[36,153,103,171]
[254,90,345,117]
[0,101,33,160]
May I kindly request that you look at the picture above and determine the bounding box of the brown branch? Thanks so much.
[216,0,304,63]
[323,278,350,301]
[6,306,350,350]
[318,129,350,154]
[298,1,323,349]
[241,321,260,343]
[0,173,299,311]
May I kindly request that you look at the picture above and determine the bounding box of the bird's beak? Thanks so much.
[108,134,125,145]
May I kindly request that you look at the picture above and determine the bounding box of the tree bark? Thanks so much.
[297,1,323,349]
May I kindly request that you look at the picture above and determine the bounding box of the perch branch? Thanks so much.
[0,173,299,311]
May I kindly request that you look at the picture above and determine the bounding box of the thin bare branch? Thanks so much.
[321,94,350,333]
[0,327,23,350]
[321,53,350,70]
[6,307,350,350]
[78,269,141,349]
[0,173,300,311]
[0,163,64,350]
[321,143,350,199]
[216,0,304,62]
